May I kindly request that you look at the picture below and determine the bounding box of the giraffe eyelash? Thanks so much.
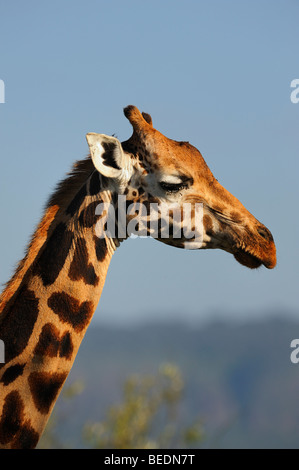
[159,181,189,193]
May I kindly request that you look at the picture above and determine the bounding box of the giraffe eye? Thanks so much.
[159,181,188,193]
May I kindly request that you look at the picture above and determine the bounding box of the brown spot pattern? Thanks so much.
[0,287,39,366]
[11,421,39,449]
[33,222,74,286]
[0,364,25,386]
[34,323,73,360]
[34,323,60,358]
[0,391,39,448]
[0,391,25,445]
[79,201,100,228]
[94,236,108,262]
[59,332,73,359]
[47,292,93,332]
[28,371,68,415]
[69,238,99,286]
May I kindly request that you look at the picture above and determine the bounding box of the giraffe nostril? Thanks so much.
[257,226,274,242]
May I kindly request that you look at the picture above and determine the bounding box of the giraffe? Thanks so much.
[0,105,276,449]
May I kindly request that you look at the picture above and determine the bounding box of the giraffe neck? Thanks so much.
[0,164,117,448]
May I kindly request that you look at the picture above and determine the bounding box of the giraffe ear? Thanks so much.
[86,133,129,179]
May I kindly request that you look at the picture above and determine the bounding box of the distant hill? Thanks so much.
[41,315,299,449]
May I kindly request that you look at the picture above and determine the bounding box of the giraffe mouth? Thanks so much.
[234,248,263,269]
[233,235,276,269]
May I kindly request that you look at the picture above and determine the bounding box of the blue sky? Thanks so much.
[0,1,298,326]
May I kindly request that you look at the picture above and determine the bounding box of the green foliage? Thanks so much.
[84,363,203,449]
[38,364,203,449]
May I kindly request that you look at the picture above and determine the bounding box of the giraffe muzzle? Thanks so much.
[233,229,276,269]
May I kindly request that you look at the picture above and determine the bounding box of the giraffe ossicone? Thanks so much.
[0,105,276,449]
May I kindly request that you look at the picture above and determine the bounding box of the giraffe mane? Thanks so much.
[0,156,95,318]
[46,156,94,209]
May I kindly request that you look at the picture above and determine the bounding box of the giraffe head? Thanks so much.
[86,105,276,270]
